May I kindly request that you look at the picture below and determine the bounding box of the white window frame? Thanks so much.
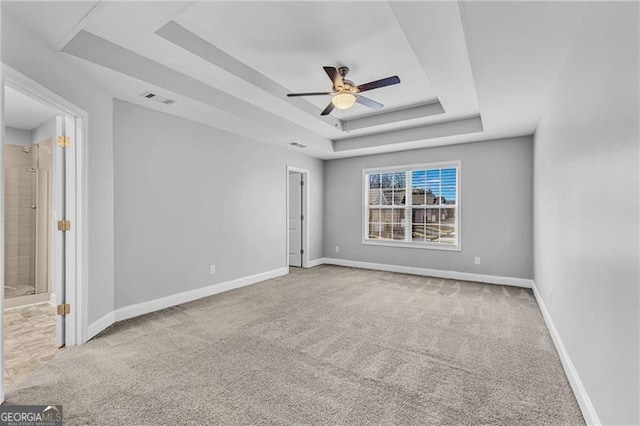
[362,160,461,251]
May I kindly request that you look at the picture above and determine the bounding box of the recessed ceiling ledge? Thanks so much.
[332,115,483,152]
[339,100,445,131]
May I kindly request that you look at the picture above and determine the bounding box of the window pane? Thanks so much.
[412,170,426,188]
[412,208,426,224]
[392,190,406,205]
[393,208,406,223]
[381,209,394,223]
[440,208,456,244]
[392,172,406,189]
[369,173,381,189]
[425,226,440,241]
[441,168,457,187]
[381,189,393,205]
[392,225,405,240]
[381,173,393,189]
[441,187,456,205]
[368,223,381,239]
[425,169,440,193]
[412,224,425,241]
[411,170,426,205]
[412,188,426,205]
[382,223,393,239]
[368,189,381,206]
[441,207,456,225]
[369,208,381,222]
[426,208,439,223]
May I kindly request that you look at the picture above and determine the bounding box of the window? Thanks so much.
[363,162,460,250]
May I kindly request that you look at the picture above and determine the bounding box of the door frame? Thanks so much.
[286,166,309,269]
[1,64,87,398]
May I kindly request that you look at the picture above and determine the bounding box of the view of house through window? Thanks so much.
[364,162,459,249]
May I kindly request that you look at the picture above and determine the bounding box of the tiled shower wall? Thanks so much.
[4,145,37,297]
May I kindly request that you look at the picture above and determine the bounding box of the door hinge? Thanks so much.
[300,180,304,186]
[57,136,71,147]
[57,219,71,231]
[300,214,304,221]
[56,303,71,315]
[300,249,304,255]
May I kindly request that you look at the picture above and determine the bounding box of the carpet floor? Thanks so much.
[6,265,584,425]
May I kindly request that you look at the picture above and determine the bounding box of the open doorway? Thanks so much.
[1,65,85,398]
[3,85,60,389]
[287,166,309,268]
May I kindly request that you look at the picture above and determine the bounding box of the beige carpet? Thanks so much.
[6,266,584,425]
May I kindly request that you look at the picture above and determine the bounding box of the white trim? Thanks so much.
[318,258,533,288]
[362,239,462,251]
[362,160,461,251]
[531,282,600,425]
[286,166,310,268]
[4,300,52,312]
[86,311,115,341]
[305,258,326,268]
[3,293,51,309]
[115,268,288,323]
[86,267,288,340]
[0,76,5,403]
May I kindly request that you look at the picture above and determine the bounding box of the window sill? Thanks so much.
[362,239,462,251]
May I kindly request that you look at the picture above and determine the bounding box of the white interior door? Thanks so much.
[63,115,76,346]
[52,116,65,347]
[288,172,302,267]
[52,115,75,347]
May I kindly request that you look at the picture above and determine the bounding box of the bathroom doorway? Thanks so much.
[1,66,84,398]
[3,84,60,390]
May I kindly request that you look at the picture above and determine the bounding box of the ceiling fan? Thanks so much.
[287,66,401,116]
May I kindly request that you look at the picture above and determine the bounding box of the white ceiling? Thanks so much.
[4,86,59,130]
[2,1,586,159]
[175,1,437,117]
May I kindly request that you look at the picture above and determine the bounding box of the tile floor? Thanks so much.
[4,303,60,390]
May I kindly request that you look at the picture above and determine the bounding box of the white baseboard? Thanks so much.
[86,311,115,341]
[319,258,533,288]
[85,267,288,341]
[305,258,327,268]
[531,283,600,425]
[113,267,288,323]
[4,292,52,310]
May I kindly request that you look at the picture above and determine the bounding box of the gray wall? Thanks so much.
[31,117,56,146]
[324,136,533,279]
[4,127,30,146]
[2,12,115,329]
[113,100,323,308]
[533,2,639,424]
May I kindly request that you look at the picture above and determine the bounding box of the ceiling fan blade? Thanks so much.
[355,95,383,110]
[320,102,335,116]
[356,75,400,93]
[323,66,342,89]
[287,92,331,97]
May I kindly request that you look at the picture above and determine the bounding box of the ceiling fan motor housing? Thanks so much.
[285,65,400,115]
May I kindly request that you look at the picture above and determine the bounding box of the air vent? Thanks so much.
[140,92,176,106]
[290,142,307,148]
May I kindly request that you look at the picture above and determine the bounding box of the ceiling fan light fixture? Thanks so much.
[332,93,356,110]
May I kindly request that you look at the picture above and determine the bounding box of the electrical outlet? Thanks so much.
[474,257,481,265]
[335,245,340,253]
[209,265,216,275]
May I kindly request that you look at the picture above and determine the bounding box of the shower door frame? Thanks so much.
[1,64,87,400]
